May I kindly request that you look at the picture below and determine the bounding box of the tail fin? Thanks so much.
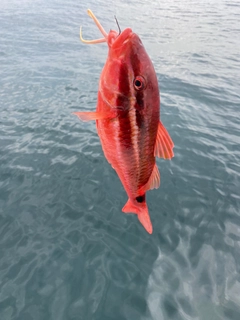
[122,199,153,234]
[138,209,153,235]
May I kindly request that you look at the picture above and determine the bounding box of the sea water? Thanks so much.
[0,0,240,319]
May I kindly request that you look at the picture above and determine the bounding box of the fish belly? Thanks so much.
[96,111,156,199]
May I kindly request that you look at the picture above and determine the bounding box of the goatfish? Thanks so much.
[73,9,174,234]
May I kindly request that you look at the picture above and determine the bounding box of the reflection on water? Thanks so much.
[0,0,240,319]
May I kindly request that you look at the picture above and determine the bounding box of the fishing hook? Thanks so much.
[114,16,121,35]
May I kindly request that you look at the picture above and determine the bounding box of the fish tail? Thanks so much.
[138,206,153,234]
[122,199,153,234]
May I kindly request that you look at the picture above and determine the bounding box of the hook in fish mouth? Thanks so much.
[114,15,121,36]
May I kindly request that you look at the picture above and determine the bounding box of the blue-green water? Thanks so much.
[1,0,240,319]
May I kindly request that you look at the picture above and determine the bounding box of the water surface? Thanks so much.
[0,0,240,319]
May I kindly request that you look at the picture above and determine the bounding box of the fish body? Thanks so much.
[74,10,174,234]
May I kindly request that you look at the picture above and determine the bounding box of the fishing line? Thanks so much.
[114,16,121,35]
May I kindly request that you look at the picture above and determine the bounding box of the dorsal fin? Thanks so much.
[140,163,160,193]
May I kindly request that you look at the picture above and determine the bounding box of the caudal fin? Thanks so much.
[138,208,153,234]
[122,199,153,234]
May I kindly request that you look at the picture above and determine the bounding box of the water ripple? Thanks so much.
[0,0,240,319]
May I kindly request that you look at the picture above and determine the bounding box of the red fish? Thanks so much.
[74,10,174,234]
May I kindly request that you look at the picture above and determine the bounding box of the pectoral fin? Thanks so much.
[154,121,174,159]
[73,111,114,122]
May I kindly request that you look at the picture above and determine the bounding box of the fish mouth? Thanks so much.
[111,27,133,49]
[80,10,139,51]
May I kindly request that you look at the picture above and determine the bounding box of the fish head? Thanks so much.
[107,26,158,79]
[80,10,160,114]
[103,28,160,118]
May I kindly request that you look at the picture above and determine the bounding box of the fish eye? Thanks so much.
[134,76,145,91]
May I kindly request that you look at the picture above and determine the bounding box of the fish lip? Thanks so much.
[111,27,133,49]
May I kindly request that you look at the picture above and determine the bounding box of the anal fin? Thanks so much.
[154,121,174,159]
